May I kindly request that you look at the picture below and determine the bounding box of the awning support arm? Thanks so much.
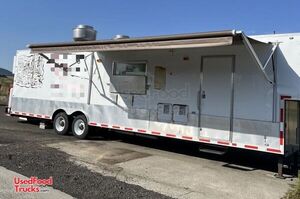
[240,32,277,84]
[262,43,278,70]
[87,52,95,105]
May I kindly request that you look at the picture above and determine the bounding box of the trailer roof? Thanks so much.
[28,30,268,53]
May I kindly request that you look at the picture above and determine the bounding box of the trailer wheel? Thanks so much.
[53,112,69,135]
[72,115,89,139]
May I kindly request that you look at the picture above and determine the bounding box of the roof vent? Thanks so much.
[73,25,97,41]
[113,34,130,40]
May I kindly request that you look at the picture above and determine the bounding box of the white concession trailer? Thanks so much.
[6,26,300,176]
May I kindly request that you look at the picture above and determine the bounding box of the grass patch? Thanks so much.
[283,176,300,199]
[0,77,13,96]
[0,77,13,104]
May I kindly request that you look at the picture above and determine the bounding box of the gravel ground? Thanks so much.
[0,107,172,199]
[0,140,171,199]
[0,106,295,199]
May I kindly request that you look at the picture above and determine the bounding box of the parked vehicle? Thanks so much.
[6,25,300,176]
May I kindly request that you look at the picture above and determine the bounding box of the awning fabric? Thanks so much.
[28,30,267,53]
[30,37,233,53]
[27,30,275,84]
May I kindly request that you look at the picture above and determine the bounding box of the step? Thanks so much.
[199,148,227,155]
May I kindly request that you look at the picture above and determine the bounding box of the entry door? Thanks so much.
[285,100,300,149]
[199,56,234,141]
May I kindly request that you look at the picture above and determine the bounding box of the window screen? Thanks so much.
[113,62,146,76]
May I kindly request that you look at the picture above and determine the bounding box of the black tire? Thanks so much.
[72,115,89,139]
[53,112,69,135]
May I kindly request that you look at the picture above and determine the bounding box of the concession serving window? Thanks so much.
[110,61,147,94]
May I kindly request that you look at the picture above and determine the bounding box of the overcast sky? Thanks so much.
[0,0,299,71]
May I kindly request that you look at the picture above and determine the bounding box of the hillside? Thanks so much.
[0,68,13,77]
[0,69,13,104]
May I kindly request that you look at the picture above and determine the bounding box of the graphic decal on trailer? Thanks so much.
[15,54,45,88]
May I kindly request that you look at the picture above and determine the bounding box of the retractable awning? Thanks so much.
[28,30,265,53]
[28,30,277,84]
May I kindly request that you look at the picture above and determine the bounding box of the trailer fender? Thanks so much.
[51,109,67,120]
[51,109,89,122]
[70,111,90,123]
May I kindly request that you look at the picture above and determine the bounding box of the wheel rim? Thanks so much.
[74,119,85,136]
[55,116,66,132]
